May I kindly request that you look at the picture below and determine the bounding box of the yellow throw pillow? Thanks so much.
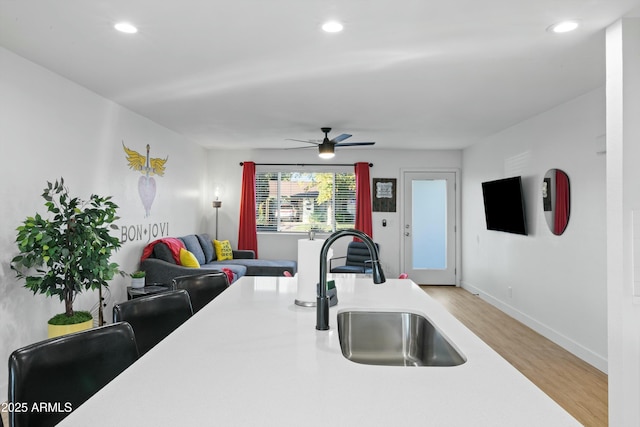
[179,248,201,268]
[214,239,234,261]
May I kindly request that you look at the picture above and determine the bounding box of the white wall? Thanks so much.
[206,148,462,278]
[461,88,608,372]
[0,48,209,401]
[606,17,640,426]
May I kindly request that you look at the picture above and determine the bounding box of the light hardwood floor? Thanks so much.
[421,285,608,427]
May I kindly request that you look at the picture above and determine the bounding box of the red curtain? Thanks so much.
[238,161,258,257]
[554,169,570,235]
[354,162,373,238]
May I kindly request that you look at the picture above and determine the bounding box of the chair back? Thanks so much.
[8,322,138,427]
[345,241,380,268]
[172,271,229,313]
[113,289,193,356]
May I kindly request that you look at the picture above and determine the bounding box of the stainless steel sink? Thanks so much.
[337,311,466,367]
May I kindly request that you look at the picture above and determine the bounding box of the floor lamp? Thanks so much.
[212,199,222,240]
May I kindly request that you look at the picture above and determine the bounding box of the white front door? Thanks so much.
[402,171,457,285]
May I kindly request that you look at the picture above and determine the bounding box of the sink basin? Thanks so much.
[337,311,466,367]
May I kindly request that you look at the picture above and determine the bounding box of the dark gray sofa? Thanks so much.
[139,233,297,285]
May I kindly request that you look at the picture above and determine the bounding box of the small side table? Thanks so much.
[127,284,171,300]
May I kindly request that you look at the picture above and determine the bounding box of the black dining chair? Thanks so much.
[172,271,229,313]
[8,322,138,427]
[330,241,381,274]
[113,289,193,356]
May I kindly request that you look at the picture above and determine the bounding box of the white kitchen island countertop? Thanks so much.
[59,276,580,426]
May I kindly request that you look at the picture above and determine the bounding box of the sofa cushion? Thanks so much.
[153,243,177,264]
[201,263,247,282]
[196,233,216,263]
[181,235,206,265]
[223,259,297,276]
[179,248,201,268]
[214,240,234,261]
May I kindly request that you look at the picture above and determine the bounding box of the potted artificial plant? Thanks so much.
[130,270,146,288]
[11,178,122,337]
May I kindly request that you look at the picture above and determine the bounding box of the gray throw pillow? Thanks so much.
[196,233,216,263]
[153,243,176,264]
[181,234,206,265]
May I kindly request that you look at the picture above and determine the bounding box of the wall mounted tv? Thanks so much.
[481,176,528,235]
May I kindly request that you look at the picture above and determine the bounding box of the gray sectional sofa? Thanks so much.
[139,233,297,285]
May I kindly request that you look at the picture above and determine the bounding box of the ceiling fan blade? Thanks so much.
[335,142,376,147]
[285,138,320,145]
[286,130,373,154]
[330,133,352,143]
[284,146,315,150]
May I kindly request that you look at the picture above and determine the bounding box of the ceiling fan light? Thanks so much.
[318,144,335,159]
[322,21,343,33]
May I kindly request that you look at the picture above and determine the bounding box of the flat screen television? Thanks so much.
[481,176,528,235]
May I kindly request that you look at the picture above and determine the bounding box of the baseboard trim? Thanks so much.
[460,281,608,374]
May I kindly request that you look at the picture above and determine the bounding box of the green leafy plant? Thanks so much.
[130,270,146,279]
[11,178,123,323]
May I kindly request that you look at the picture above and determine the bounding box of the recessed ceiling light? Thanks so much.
[322,21,343,33]
[114,22,138,34]
[548,20,579,33]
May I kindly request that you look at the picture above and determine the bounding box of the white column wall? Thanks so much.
[606,17,640,426]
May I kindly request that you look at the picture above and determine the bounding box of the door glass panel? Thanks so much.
[412,179,447,270]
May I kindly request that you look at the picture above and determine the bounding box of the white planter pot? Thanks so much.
[131,277,145,288]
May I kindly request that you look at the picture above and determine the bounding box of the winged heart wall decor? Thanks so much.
[123,142,168,217]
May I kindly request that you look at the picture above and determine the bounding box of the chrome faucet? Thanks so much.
[317,229,386,330]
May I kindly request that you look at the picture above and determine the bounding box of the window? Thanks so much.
[256,171,356,232]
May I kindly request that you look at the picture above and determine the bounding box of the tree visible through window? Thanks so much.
[256,171,356,232]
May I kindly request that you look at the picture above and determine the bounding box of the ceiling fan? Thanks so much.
[286,127,375,159]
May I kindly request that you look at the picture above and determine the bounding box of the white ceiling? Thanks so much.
[1,0,639,151]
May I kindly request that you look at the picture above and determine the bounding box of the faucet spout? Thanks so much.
[316,229,385,330]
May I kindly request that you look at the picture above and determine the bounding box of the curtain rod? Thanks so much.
[239,162,373,167]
